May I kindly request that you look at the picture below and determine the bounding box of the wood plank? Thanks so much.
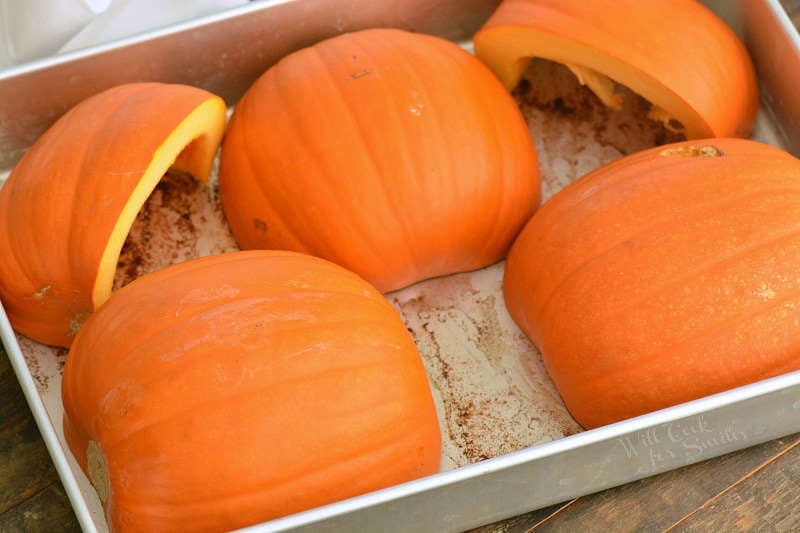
[0,484,80,533]
[0,348,63,515]
[0,348,81,528]
[0,410,62,515]
[666,439,800,531]
[0,350,29,429]
[471,434,800,532]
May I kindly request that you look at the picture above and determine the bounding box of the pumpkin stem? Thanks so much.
[659,145,723,158]
[87,440,110,504]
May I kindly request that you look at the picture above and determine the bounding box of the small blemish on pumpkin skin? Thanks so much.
[253,218,268,233]
[69,312,91,337]
[349,69,372,80]
[756,284,776,301]
[33,285,51,299]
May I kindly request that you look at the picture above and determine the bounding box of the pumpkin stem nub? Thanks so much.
[659,145,723,158]
[87,440,110,504]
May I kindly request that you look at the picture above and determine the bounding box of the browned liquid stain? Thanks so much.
[114,168,239,291]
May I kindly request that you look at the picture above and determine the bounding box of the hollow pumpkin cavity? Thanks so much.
[475,28,708,138]
[112,167,238,292]
[562,64,689,135]
[473,0,759,139]
[513,59,685,170]
[0,83,228,347]
[92,97,226,309]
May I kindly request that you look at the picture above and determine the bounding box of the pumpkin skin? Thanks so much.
[61,250,441,531]
[219,28,539,293]
[504,139,800,429]
[0,83,226,347]
[474,0,758,139]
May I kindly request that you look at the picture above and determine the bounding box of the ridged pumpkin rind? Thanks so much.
[504,138,800,429]
[474,0,759,139]
[0,82,227,347]
[219,28,539,293]
[61,250,441,531]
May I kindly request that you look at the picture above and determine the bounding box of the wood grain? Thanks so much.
[0,484,80,533]
[0,350,79,531]
[471,434,800,532]
[667,438,800,532]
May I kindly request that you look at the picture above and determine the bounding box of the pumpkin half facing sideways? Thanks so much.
[474,0,758,140]
[504,138,800,429]
[62,250,441,531]
[0,83,227,347]
[219,28,540,293]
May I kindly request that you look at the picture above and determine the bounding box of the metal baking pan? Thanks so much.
[2,0,800,531]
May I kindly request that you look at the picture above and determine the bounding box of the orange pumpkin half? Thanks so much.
[474,0,758,139]
[0,83,226,347]
[504,138,800,429]
[219,28,539,293]
[62,250,441,531]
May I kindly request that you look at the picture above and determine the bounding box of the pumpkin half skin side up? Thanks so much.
[473,0,759,139]
[0,83,226,347]
[61,250,442,531]
[503,138,800,429]
[219,28,540,293]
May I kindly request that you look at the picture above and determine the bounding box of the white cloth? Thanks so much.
[0,0,248,68]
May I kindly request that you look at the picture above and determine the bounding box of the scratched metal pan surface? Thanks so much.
[1,0,800,532]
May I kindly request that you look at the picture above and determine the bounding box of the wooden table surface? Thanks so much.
[2,345,800,532]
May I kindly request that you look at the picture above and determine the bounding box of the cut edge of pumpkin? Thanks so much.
[90,96,227,311]
[473,26,713,139]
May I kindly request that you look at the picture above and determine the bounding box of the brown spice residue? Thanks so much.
[389,265,582,469]
[113,166,239,291]
[16,334,67,394]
